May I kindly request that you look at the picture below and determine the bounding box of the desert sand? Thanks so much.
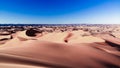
[0,25,120,68]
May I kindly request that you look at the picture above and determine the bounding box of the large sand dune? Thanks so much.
[0,30,120,68]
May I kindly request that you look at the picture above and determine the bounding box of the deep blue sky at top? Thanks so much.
[0,0,120,24]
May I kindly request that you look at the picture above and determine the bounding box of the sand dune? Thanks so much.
[37,32,70,43]
[0,30,120,68]
[0,40,120,68]
[67,31,105,43]
[0,35,12,45]
[16,31,37,40]
[95,34,120,45]
[68,36,105,43]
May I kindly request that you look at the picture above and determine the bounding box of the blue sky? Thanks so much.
[0,0,120,24]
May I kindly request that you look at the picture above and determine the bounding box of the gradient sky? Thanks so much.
[0,0,120,24]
